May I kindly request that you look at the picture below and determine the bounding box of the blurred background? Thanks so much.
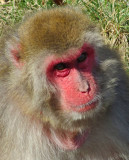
[0,0,129,72]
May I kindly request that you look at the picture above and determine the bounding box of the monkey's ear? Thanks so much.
[6,36,24,69]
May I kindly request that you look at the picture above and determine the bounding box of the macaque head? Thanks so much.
[6,7,118,134]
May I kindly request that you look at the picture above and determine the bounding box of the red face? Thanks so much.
[46,43,98,113]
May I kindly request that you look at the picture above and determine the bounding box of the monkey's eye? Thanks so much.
[77,52,88,63]
[54,63,67,70]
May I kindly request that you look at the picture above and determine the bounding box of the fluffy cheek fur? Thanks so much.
[16,49,118,133]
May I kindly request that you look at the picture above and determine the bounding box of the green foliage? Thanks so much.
[79,0,129,69]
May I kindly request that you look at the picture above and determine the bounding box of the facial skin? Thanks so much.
[46,43,98,113]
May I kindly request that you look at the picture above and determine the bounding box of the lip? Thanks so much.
[72,96,99,112]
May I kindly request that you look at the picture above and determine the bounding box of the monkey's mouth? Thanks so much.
[73,96,99,112]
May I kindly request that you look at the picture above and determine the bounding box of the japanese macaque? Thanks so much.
[0,7,129,160]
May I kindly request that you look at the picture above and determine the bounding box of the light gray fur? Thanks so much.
[0,7,129,160]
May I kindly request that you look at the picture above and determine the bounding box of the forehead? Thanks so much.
[19,8,94,56]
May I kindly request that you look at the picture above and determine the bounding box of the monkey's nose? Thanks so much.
[78,80,89,93]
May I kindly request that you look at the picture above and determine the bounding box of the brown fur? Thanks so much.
[0,7,129,160]
[18,7,95,60]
